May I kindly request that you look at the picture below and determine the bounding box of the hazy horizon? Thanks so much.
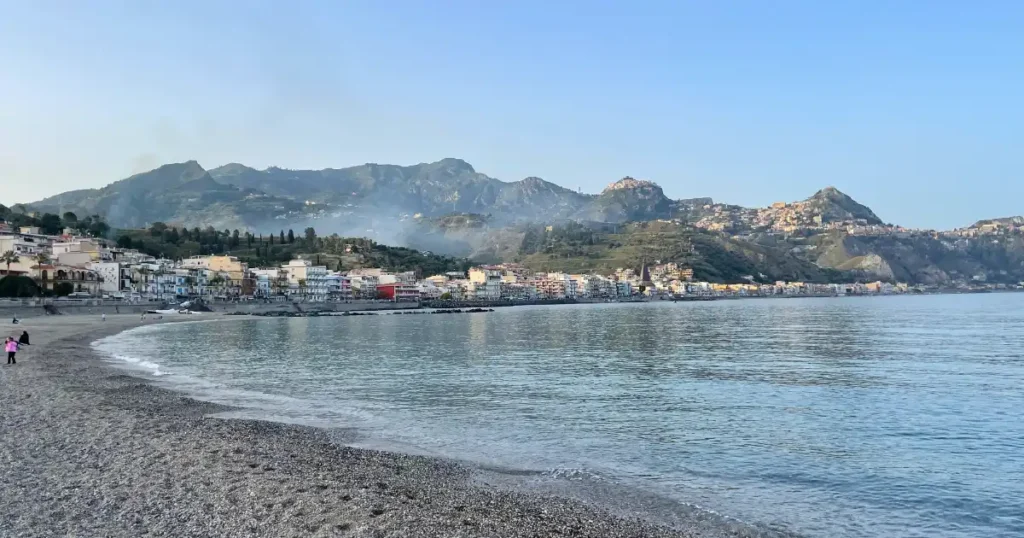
[2,1,1022,229]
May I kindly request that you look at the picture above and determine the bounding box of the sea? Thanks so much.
[93,293,1024,538]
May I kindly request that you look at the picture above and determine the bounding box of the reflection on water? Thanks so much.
[96,294,1024,538]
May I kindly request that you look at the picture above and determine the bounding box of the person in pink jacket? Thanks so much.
[6,336,19,365]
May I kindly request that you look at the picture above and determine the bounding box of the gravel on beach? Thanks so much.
[0,315,713,538]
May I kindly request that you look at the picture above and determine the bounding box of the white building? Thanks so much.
[89,262,132,294]
[250,268,281,298]
[417,281,444,299]
[0,232,51,257]
[282,259,329,301]
[349,274,381,299]
[180,256,212,270]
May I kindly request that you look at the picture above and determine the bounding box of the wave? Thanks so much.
[108,353,167,376]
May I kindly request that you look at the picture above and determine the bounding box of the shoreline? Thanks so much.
[0,314,776,538]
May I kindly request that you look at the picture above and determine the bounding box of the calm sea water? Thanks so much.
[95,294,1024,538]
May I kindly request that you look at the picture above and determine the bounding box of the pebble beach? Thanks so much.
[0,314,714,538]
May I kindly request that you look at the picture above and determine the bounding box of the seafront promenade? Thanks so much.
[0,314,711,538]
[0,298,421,319]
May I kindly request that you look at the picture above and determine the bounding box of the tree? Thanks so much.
[86,216,109,237]
[280,230,286,244]
[53,281,74,297]
[336,259,344,272]
[269,233,275,245]
[39,213,63,235]
[304,227,316,243]
[31,253,51,276]
[208,274,225,295]
[439,292,453,301]
[0,275,41,297]
[168,227,180,244]
[62,211,78,225]
[1,250,20,275]
[287,229,295,244]
[150,222,168,236]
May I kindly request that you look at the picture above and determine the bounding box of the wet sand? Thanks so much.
[0,314,710,537]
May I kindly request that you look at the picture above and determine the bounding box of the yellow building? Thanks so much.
[425,274,449,286]
[182,255,247,283]
[468,267,502,284]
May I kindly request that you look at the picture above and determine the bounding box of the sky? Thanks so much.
[1,1,1021,229]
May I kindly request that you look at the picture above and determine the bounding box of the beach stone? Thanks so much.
[0,314,767,538]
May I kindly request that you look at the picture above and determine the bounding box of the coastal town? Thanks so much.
[3,223,1019,305]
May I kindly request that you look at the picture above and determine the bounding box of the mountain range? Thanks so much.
[30,158,689,229]
[29,158,891,230]
[24,159,1024,285]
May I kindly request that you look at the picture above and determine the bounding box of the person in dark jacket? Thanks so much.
[18,331,30,346]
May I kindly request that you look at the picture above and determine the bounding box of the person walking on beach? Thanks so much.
[102,313,106,322]
[6,337,19,365]
[18,331,29,346]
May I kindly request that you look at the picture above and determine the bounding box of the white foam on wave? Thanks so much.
[110,353,167,376]
[92,330,168,377]
[543,467,606,481]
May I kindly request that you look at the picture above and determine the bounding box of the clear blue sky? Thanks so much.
[1,1,1021,229]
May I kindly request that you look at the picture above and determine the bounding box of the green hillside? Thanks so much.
[514,221,845,282]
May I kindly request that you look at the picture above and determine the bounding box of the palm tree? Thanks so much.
[31,252,52,283]
[32,252,51,266]
[208,274,225,296]
[1,250,20,276]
